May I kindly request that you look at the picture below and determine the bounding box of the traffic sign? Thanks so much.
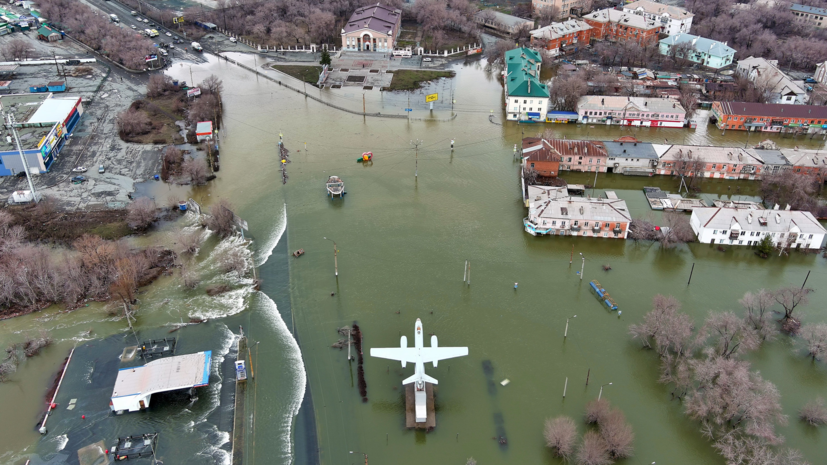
[404,108,413,112]
[173,16,184,24]
[425,93,438,103]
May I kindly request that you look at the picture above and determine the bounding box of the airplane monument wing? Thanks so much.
[420,347,468,364]
[369,348,417,363]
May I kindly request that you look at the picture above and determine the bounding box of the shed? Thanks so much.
[110,351,212,413]
[0,80,11,93]
[196,121,213,142]
[37,25,60,41]
[46,81,65,92]
[0,64,18,78]
[28,83,48,93]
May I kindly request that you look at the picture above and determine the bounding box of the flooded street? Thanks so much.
[1,53,826,465]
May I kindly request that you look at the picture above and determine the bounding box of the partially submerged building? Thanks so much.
[110,351,212,413]
[690,207,827,249]
[0,93,83,176]
[524,188,631,238]
[577,95,686,127]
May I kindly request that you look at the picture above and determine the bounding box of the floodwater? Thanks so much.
[1,53,826,465]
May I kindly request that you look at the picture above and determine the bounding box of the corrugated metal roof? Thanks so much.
[659,33,735,57]
[111,351,211,399]
[26,96,78,124]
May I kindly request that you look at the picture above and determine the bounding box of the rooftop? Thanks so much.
[790,3,827,16]
[530,19,592,41]
[781,149,827,169]
[744,148,790,166]
[584,8,662,30]
[544,138,608,156]
[578,95,686,114]
[530,196,632,223]
[504,48,548,98]
[111,351,212,399]
[694,207,826,235]
[342,3,401,34]
[736,57,805,98]
[659,33,736,57]
[715,101,827,119]
[659,145,762,164]
[523,138,562,162]
[0,93,71,152]
[476,10,533,28]
[624,0,694,20]
[603,140,659,159]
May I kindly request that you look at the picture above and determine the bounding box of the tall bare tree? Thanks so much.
[544,416,577,459]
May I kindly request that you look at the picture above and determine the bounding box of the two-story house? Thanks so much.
[711,101,827,134]
[659,33,736,69]
[577,96,686,127]
[622,0,693,36]
[524,191,632,238]
[736,57,807,105]
[583,9,663,45]
[529,19,593,56]
[690,207,827,249]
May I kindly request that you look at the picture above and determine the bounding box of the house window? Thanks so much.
[552,221,557,226]
[604,222,609,228]
[530,163,535,168]
[713,230,717,234]
[585,222,589,227]
[524,100,527,104]
[574,221,579,226]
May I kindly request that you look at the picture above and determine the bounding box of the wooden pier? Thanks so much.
[405,383,435,430]
[231,336,248,465]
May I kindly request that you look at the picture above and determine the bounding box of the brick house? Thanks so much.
[551,139,609,173]
[711,101,827,134]
[583,9,662,45]
[656,145,765,179]
[522,137,561,177]
[782,150,827,182]
[529,19,593,56]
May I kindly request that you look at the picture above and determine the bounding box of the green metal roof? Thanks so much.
[503,47,548,98]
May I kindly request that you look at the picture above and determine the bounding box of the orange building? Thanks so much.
[523,137,561,177]
[529,19,593,56]
[583,8,662,45]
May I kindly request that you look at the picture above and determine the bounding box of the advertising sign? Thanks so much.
[425,93,438,103]
[187,87,202,98]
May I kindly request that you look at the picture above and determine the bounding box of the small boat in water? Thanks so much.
[326,176,345,198]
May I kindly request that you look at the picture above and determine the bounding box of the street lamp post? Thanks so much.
[579,253,585,281]
[349,451,368,465]
[598,382,612,401]
[323,237,338,276]
[564,315,577,338]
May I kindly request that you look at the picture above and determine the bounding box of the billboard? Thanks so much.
[425,93,438,103]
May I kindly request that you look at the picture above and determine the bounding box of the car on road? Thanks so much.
[229,37,237,43]
[131,25,136,29]
[143,18,149,23]
[71,176,86,184]
[71,166,87,173]
[422,57,432,62]
[166,32,172,37]
[169,43,175,49]
[98,165,105,174]
[130,10,137,15]
[160,49,168,56]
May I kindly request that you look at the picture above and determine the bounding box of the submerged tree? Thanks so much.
[739,289,777,343]
[576,430,611,465]
[800,324,827,361]
[544,416,577,459]
[799,398,827,426]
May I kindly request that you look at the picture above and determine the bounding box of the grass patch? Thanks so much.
[271,65,323,85]
[122,95,186,145]
[387,70,455,91]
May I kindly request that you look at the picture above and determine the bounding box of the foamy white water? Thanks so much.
[255,203,287,267]
[256,292,307,461]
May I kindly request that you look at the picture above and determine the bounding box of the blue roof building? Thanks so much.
[659,33,736,69]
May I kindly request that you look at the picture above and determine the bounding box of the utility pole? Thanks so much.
[324,237,338,276]
[579,253,585,281]
[411,139,423,178]
[564,315,577,338]
[51,51,59,75]
[592,167,599,197]
[362,92,366,114]
[6,113,38,202]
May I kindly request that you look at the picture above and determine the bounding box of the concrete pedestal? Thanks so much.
[405,382,435,430]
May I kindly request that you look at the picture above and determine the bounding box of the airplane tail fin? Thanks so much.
[402,373,438,385]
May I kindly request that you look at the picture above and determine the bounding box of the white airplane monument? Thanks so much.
[370,318,468,424]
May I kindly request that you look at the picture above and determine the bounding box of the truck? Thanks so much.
[191,42,202,52]
[109,13,119,22]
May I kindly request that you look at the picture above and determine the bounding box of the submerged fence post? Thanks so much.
[586,368,590,386]
[563,377,568,398]
[687,262,695,286]
[463,260,468,283]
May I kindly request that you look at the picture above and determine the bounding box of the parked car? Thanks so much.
[71,176,86,184]
[166,31,172,37]
[160,49,168,56]
[169,43,175,49]
[98,165,105,174]
[71,166,87,173]
[143,18,149,23]
[130,10,138,15]
[229,37,237,43]
[422,57,432,62]
[131,25,136,29]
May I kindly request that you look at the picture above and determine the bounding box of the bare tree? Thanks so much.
[161,146,184,181]
[181,157,208,185]
[218,246,250,276]
[205,199,236,239]
[544,416,577,459]
[799,398,827,426]
[739,289,777,343]
[760,170,819,214]
[584,399,611,425]
[599,408,635,460]
[147,74,176,98]
[660,212,695,247]
[2,39,35,61]
[485,39,513,67]
[698,311,760,359]
[177,229,203,256]
[127,197,157,230]
[800,323,827,361]
[549,72,589,111]
[535,5,561,27]
[773,286,811,322]
[465,459,477,465]
[116,107,152,137]
[576,430,611,465]
[628,218,660,241]
[629,295,695,357]
[678,83,699,119]
[200,74,224,97]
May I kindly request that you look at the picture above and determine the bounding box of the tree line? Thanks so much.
[629,288,826,465]
[37,0,155,70]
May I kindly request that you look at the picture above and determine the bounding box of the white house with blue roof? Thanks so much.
[659,33,736,69]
